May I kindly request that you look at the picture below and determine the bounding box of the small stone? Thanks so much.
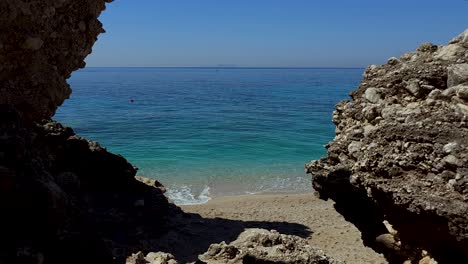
[387,57,400,65]
[365,88,381,103]
[457,103,468,115]
[443,142,458,153]
[441,87,457,97]
[420,84,435,91]
[418,256,433,264]
[417,42,438,52]
[427,89,442,99]
[443,155,462,167]
[406,79,421,97]
[145,252,177,264]
[448,179,457,187]
[447,64,468,88]
[376,234,399,250]
[126,251,146,264]
[348,141,362,157]
[449,29,468,47]
[456,85,468,99]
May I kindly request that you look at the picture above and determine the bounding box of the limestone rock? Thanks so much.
[307,30,468,263]
[447,64,468,88]
[199,229,342,264]
[0,1,179,264]
[365,87,381,103]
[0,0,112,120]
[455,84,468,100]
[136,176,167,193]
[0,109,173,264]
[449,29,468,47]
[126,252,178,264]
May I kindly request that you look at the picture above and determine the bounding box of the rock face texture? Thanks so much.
[307,30,468,263]
[0,0,112,120]
[0,108,176,264]
[0,1,178,263]
[125,229,342,264]
[199,229,342,264]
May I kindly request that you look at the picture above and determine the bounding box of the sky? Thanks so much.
[86,0,468,68]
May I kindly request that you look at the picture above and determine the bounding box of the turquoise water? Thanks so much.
[54,67,362,204]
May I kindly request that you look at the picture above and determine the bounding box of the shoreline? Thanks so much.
[180,192,387,264]
[162,177,312,205]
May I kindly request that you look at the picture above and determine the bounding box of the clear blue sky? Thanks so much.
[86,0,468,67]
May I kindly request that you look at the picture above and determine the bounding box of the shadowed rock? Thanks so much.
[0,0,112,120]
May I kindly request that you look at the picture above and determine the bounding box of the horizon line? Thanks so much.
[83,66,366,69]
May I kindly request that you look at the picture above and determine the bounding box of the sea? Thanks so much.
[54,67,363,205]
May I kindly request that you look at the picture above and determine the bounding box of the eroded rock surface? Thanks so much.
[199,229,342,264]
[0,1,181,262]
[0,1,179,263]
[307,30,468,263]
[197,229,341,264]
[0,0,112,120]
[0,108,177,264]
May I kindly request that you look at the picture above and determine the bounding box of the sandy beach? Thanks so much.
[179,193,387,264]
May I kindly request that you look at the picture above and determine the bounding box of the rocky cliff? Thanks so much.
[307,30,468,263]
[0,109,175,263]
[0,1,177,263]
[0,0,112,120]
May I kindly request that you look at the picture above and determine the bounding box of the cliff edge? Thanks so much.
[0,1,176,263]
[0,0,112,120]
[307,30,468,263]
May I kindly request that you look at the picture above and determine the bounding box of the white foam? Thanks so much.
[166,185,211,205]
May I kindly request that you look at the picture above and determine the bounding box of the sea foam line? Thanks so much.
[166,185,211,205]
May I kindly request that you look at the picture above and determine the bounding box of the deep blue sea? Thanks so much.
[54,67,363,204]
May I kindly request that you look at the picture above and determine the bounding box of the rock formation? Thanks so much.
[0,108,178,264]
[0,0,112,120]
[307,30,468,263]
[0,1,178,263]
[199,229,342,264]
[125,229,342,264]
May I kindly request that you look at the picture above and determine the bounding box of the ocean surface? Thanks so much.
[54,67,363,204]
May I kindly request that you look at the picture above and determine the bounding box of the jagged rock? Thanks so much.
[307,30,468,263]
[365,87,381,103]
[456,84,468,100]
[449,29,468,47]
[447,64,468,87]
[126,251,178,264]
[417,42,438,53]
[0,0,112,120]
[0,1,181,263]
[0,108,175,264]
[145,252,178,264]
[127,252,147,264]
[199,229,342,264]
[388,57,400,65]
[136,176,167,193]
